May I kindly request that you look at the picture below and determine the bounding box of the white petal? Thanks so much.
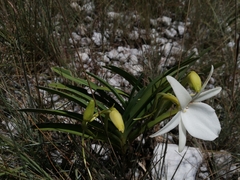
[178,119,187,152]
[150,112,181,137]
[166,76,192,110]
[181,102,221,141]
[193,66,214,100]
[201,65,214,91]
[193,87,222,102]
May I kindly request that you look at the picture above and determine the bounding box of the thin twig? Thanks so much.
[232,0,239,100]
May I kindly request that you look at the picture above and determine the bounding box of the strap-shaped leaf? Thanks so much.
[32,123,121,149]
[128,64,190,118]
[48,83,108,110]
[94,89,124,113]
[48,83,124,112]
[51,67,98,89]
[127,73,145,103]
[20,109,123,149]
[35,123,94,138]
[37,86,90,108]
[104,65,143,90]
[87,72,126,108]
[52,67,129,96]
[19,109,84,121]
[123,66,188,136]
[128,105,179,142]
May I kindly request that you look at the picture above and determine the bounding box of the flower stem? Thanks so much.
[82,122,93,180]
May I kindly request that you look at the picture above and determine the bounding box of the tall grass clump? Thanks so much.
[0,0,81,179]
[185,0,240,178]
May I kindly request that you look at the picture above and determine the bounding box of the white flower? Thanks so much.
[150,66,222,152]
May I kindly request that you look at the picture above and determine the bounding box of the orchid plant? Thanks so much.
[20,52,223,175]
[20,53,223,178]
[20,60,195,151]
[150,66,222,152]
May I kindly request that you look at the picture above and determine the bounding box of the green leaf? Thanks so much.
[37,86,90,108]
[87,72,126,108]
[33,123,122,150]
[19,153,53,179]
[104,66,143,90]
[51,67,98,89]
[147,109,179,128]
[48,83,107,110]
[20,109,123,149]
[123,65,190,140]
[94,89,124,112]
[19,109,84,121]
[98,86,129,97]
[33,123,94,138]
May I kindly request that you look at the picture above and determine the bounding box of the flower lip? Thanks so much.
[181,102,221,141]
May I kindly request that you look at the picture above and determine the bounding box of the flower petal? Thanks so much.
[193,87,221,102]
[150,112,181,137]
[181,102,221,141]
[178,119,187,152]
[201,65,214,92]
[193,66,215,100]
[166,76,192,110]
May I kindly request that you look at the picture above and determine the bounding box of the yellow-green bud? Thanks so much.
[162,93,180,106]
[83,99,95,122]
[187,71,202,92]
[109,108,125,133]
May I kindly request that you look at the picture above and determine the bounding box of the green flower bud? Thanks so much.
[83,99,95,122]
[187,71,202,92]
[109,108,125,133]
[162,93,180,106]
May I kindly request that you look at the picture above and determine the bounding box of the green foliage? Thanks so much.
[20,53,199,155]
